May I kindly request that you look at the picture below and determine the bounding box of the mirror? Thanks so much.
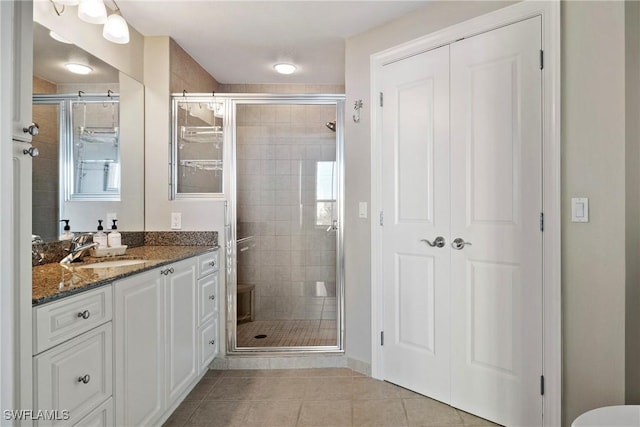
[31,22,144,242]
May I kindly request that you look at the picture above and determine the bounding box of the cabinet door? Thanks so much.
[114,269,165,427]
[198,274,218,326]
[165,258,198,404]
[12,0,33,142]
[199,320,218,374]
[33,323,112,427]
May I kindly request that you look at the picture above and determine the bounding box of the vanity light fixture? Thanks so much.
[274,63,297,75]
[78,0,107,24]
[103,0,130,45]
[49,30,73,44]
[65,63,93,75]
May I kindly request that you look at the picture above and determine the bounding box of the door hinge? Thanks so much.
[540,375,545,395]
[379,92,384,107]
[380,331,384,346]
[540,212,544,232]
[540,50,544,70]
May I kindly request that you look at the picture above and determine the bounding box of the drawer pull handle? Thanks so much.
[209,339,215,345]
[161,268,175,275]
[208,261,216,267]
[77,310,90,320]
[78,374,91,384]
[209,295,215,300]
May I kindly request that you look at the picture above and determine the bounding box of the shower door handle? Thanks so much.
[326,220,338,232]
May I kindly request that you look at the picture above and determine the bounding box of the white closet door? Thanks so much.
[380,45,451,403]
[449,16,543,426]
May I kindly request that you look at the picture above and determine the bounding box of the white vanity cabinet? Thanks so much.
[114,250,218,427]
[32,286,114,427]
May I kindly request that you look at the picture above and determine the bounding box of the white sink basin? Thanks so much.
[76,259,147,269]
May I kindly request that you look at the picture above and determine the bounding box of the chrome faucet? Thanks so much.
[60,233,98,264]
[32,235,44,264]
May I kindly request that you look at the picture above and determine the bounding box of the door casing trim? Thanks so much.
[369,2,561,426]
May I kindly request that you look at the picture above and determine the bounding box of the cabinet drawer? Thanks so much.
[34,286,112,355]
[72,397,113,427]
[34,323,112,427]
[198,275,218,326]
[198,250,219,277]
[199,320,218,373]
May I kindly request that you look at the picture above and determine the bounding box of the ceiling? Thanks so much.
[33,21,119,85]
[117,1,432,85]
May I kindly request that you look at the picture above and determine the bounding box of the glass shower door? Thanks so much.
[232,98,344,351]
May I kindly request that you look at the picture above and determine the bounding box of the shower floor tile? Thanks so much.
[237,320,337,347]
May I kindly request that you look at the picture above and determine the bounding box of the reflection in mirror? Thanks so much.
[70,97,120,198]
[31,22,144,242]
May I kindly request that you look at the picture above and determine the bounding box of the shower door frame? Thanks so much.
[224,94,346,354]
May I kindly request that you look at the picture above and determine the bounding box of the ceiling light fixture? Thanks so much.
[103,0,129,44]
[65,63,93,75]
[274,63,297,75]
[77,0,107,24]
[49,30,73,44]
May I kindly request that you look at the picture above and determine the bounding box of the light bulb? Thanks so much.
[103,13,129,44]
[77,0,107,24]
[274,63,297,75]
[65,63,93,75]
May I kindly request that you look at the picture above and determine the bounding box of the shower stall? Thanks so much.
[227,95,345,353]
[170,93,345,353]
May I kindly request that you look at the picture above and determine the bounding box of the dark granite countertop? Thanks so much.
[33,245,218,306]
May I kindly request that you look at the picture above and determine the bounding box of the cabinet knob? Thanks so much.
[208,261,216,267]
[77,310,90,319]
[209,295,215,300]
[23,122,39,136]
[78,374,90,384]
[23,146,39,157]
[209,339,215,345]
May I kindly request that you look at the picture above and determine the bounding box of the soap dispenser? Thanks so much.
[59,219,73,241]
[108,219,121,247]
[94,220,108,249]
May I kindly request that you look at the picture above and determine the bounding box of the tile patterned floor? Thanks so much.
[237,320,337,347]
[163,368,500,427]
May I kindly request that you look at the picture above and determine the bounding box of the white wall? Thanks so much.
[343,0,512,373]
[626,0,640,406]
[561,2,626,424]
[144,37,225,231]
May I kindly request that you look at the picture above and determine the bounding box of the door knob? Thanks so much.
[452,238,472,250]
[23,123,39,136]
[420,236,446,248]
[23,146,39,157]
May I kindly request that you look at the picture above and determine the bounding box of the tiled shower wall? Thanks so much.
[236,103,338,321]
[32,77,59,242]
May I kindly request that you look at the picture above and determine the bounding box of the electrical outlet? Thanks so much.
[171,212,182,230]
[106,212,117,225]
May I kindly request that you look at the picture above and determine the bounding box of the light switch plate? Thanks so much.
[171,212,182,230]
[571,197,589,223]
[359,202,368,219]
